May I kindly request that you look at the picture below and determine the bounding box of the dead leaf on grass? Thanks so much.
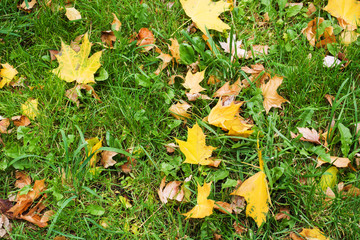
[275,207,290,220]
[100,151,118,168]
[233,221,247,235]
[158,177,184,204]
[0,214,11,238]
[18,0,37,12]
[291,127,321,144]
[302,18,336,48]
[165,143,178,153]
[186,93,211,101]
[15,171,32,189]
[111,13,121,31]
[168,38,180,63]
[65,84,101,107]
[136,28,156,52]
[101,31,116,48]
[306,3,316,17]
[261,75,289,114]
[213,79,243,98]
[21,98,39,120]
[316,156,351,168]
[65,7,82,21]
[0,63,18,88]
[154,51,172,75]
[0,119,10,134]
[214,201,232,214]
[169,101,191,120]
[299,228,330,240]
[11,115,31,127]
[324,94,335,106]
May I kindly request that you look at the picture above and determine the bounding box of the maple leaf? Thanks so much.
[21,98,39,120]
[340,30,360,45]
[182,181,214,219]
[175,123,216,165]
[182,69,206,94]
[14,171,31,189]
[65,84,101,107]
[158,177,184,204]
[52,33,102,84]
[154,51,173,75]
[261,75,288,114]
[0,63,18,88]
[213,79,243,97]
[231,171,270,227]
[169,101,191,120]
[291,127,321,144]
[208,99,242,129]
[18,0,37,12]
[180,0,232,34]
[223,117,254,137]
[324,0,360,30]
[299,228,330,240]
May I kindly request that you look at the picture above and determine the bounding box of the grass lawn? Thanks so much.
[0,0,360,239]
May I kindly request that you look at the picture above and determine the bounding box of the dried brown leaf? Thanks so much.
[11,115,31,127]
[158,177,184,204]
[324,94,335,106]
[100,151,118,168]
[213,79,243,98]
[306,3,316,17]
[316,156,351,168]
[65,84,101,107]
[101,31,116,48]
[136,28,155,52]
[15,171,32,189]
[275,207,290,220]
[111,13,121,31]
[0,118,10,134]
[169,101,191,120]
[214,201,232,214]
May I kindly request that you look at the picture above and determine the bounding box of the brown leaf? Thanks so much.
[275,207,290,220]
[101,31,116,48]
[0,118,10,134]
[121,156,136,173]
[154,52,172,75]
[0,199,13,214]
[168,75,184,85]
[324,94,335,106]
[186,93,211,101]
[214,201,232,214]
[233,221,247,235]
[158,177,184,204]
[247,45,269,59]
[18,0,37,12]
[230,195,245,214]
[342,184,360,197]
[0,214,12,238]
[302,18,336,48]
[165,143,178,153]
[15,171,32,189]
[100,151,118,168]
[111,13,121,31]
[213,233,222,240]
[213,79,243,97]
[136,28,155,52]
[49,50,59,61]
[207,75,221,85]
[168,38,180,63]
[169,101,191,120]
[306,3,316,17]
[316,156,351,168]
[53,236,68,240]
[11,115,31,127]
[289,232,305,240]
[261,75,289,113]
[65,84,101,107]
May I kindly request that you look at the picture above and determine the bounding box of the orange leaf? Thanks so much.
[136,28,155,52]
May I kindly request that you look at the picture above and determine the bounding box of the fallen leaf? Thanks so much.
[65,84,101,107]
[289,232,305,240]
[175,123,217,165]
[231,171,270,227]
[207,75,221,85]
[261,75,288,114]
[86,137,103,168]
[213,233,222,240]
[168,75,184,85]
[342,184,360,197]
[0,118,10,134]
[185,93,211,101]
[101,31,116,48]
[121,155,136,173]
[21,98,39,120]
[100,151,118,168]
[324,0,360,31]
[15,171,32,189]
[165,143,178,153]
[154,52,172,75]
[324,94,335,106]
[208,98,242,129]
[111,13,121,31]
[293,127,321,144]
[302,18,336,48]
[214,201,232,214]
[18,0,37,12]
[230,195,245,214]
[219,35,246,60]
[169,101,191,120]
[182,69,206,94]
[224,117,254,138]
[319,166,338,191]
[306,3,316,17]
[0,199,13,214]
[180,0,232,34]
[323,55,343,68]
[168,38,180,63]
[247,45,269,59]
[182,181,214,219]
[316,156,351,168]
[11,115,31,127]
[52,33,102,84]
[213,79,243,97]
[0,214,11,238]
[158,177,184,204]
[0,63,18,88]
[299,228,330,240]
[339,30,360,45]
[136,28,155,52]
[65,7,82,21]
[275,207,290,220]
[233,221,247,235]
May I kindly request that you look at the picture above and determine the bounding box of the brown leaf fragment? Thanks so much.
[186,93,211,101]
[302,18,336,48]
[207,75,221,85]
[325,187,336,201]
[101,31,116,48]
[324,94,335,106]
[111,13,121,31]
[0,199,13,214]
[53,236,68,240]
[65,84,101,107]
[342,184,360,197]
[289,232,305,240]
[121,157,136,173]
[154,52,172,75]
[101,151,118,168]
[207,159,222,168]
[230,195,245,214]
[233,221,247,235]
[168,75,184,85]
[306,3,316,17]
[247,45,269,59]
[158,177,184,204]
[168,38,180,63]
[136,28,155,52]
[49,50,59,61]
[0,214,12,238]
[165,143,178,153]
[275,207,290,220]
[295,127,321,144]
[18,0,37,12]
[316,156,351,168]
[15,171,32,189]
[263,12,270,21]
[0,118,10,134]
[213,79,243,97]
[11,115,31,127]
[214,201,232,214]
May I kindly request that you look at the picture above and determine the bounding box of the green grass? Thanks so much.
[1,0,360,239]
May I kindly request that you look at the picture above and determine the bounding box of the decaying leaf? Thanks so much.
[182,69,206,94]
[65,84,101,107]
[120,154,136,173]
[15,171,32,189]
[319,166,338,191]
[169,101,191,120]
[0,214,11,238]
[231,171,270,227]
[213,79,243,97]
[0,63,18,88]
[306,3,316,17]
[180,0,232,34]
[339,30,360,45]
[299,228,330,240]
[324,0,360,31]
[165,143,178,153]
[323,55,343,68]
[317,156,351,168]
[207,75,221,85]
[101,31,116,48]
[233,221,247,235]
[185,92,211,101]
[100,151,118,168]
[0,118,10,134]
[292,127,321,144]
[168,38,180,63]
[230,195,246,214]
[158,177,184,204]
[111,13,121,31]
[261,75,288,114]
[65,7,82,21]
[21,98,39,120]
[302,18,336,48]
[52,33,102,84]
[11,115,31,127]
[247,45,269,59]
[214,201,233,214]
[275,207,290,220]
[182,181,214,219]
[154,51,173,75]
[136,28,156,52]
[219,35,246,60]
[175,123,217,166]
[324,94,335,106]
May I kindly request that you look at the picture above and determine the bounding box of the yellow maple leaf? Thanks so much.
[175,123,216,165]
[182,69,206,94]
[208,98,242,129]
[182,181,215,219]
[324,0,360,30]
[180,0,232,34]
[21,98,39,120]
[299,228,330,240]
[86,137,103,168]
[261,75,288,114]
[52,33,102,84]
[231,171,270,227]
[0,63,18,88]
[224,117,253,137]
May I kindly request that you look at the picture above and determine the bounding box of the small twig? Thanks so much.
[139,204,163,228]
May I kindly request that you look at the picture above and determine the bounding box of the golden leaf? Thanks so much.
[175,123,216,165]
[340,30,360,45]
[86,137,103,168]
[302,18,336,48]
[261,75,288,114]
[324,0,360,30]
[111,13,121,31]
[180,0,232,34]
[52,33,102,84]
[182,181,214,219]
[224,117,253,137]
[0,63,18,88]
[319,166,338,191]
[21,98,39,120]
[182,69,206,94]
[208,99,242,129]
[299,228,330,240]
[231,171,270,227]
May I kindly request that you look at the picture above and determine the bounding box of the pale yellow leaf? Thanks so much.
[21,98,39,120]
[168,38,180,63]
[169,101,191,120]
[182,69,206,94]
[65,7,82,21]
[340,30,360,46]
[231,171,270,227]
[319,166,338,191]
[317,156,350,168]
